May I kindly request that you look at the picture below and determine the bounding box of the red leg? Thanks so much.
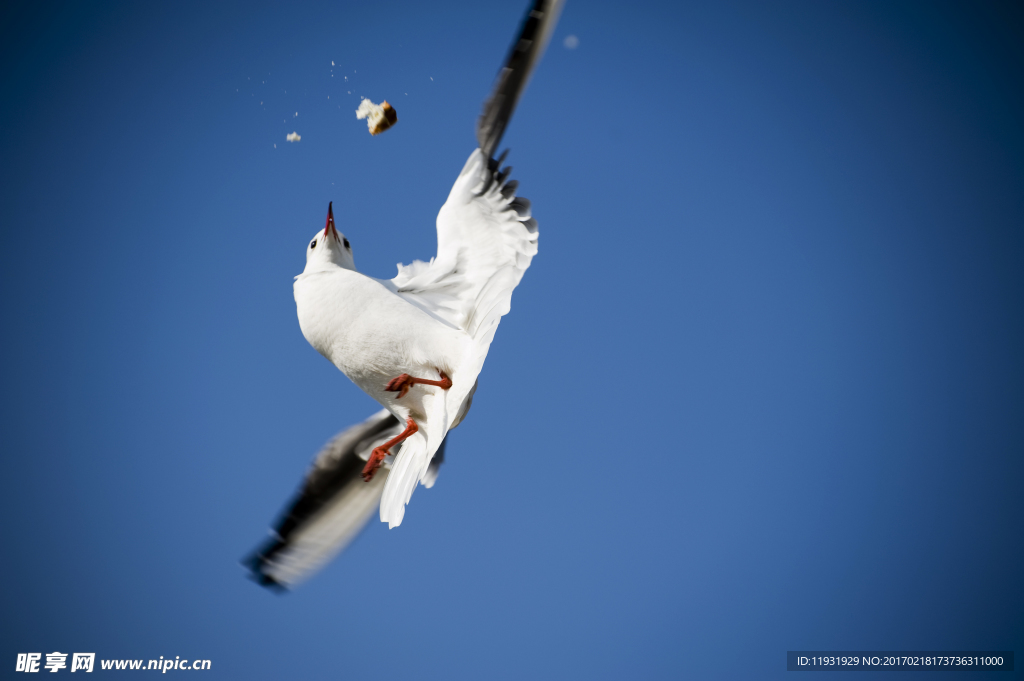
[362,418,418,482]
[385,370,453,398]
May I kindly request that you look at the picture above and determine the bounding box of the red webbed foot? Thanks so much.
[384,370,452,399]
[361,417,418,482]
[385,374,415,398]
[362,446,389,482]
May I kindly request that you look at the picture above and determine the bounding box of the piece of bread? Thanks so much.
[355,99,398,135]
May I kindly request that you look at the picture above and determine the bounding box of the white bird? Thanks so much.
[245,0,563,590]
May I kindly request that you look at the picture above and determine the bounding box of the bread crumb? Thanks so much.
[286,131,301,142]
[356,99,398,135]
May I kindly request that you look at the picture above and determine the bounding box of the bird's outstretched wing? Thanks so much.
[387,150,538,341]
[477,0,565,160]
[385,0,560,333]
[243,410,447,590]
[373,1,562,522]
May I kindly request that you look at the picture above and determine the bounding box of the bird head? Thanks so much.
[304,202,355,272]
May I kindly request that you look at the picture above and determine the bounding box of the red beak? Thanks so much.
[323,202,339,240]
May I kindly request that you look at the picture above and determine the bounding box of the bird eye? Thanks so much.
[310,239,317,249]
[343,238,350,249]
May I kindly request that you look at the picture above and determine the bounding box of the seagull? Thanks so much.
[244,0,564,590]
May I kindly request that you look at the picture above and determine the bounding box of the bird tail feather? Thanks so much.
[379,430,431,528]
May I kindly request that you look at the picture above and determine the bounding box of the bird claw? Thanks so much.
[385,374,415,398]
[361,416,419,482]
[384,370,452,398]
[362,446,388,482]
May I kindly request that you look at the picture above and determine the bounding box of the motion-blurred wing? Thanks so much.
[244,410,401,590]
[477,0,565,160]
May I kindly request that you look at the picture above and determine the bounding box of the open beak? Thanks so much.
[323,201,340,241]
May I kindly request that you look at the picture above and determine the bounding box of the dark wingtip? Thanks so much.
[476,0,563,159]
[241,542,290,594]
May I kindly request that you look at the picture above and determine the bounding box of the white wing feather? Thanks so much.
[388,148,538,340]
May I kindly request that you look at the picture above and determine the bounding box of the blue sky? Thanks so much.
[1,1,1022,678]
